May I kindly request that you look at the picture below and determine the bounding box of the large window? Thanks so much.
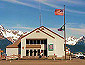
[26,39,47,44]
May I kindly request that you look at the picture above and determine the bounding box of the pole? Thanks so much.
[64,5,66,59]
[39,14,41,26]
[39,0,41,26]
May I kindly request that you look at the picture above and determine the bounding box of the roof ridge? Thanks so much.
[39,26,64,39]
[38,28,55,39]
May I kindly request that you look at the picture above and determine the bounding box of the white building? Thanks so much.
[6,26,65,58]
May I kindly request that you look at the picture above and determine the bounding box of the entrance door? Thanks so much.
[38,49,40,56]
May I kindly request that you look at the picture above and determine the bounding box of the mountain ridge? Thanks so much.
[66,36,85,45]
[0,25,28,43]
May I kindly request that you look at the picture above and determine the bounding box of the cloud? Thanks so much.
[66,9,85,14]
[67,28,85,35]
[56,0,85,5]
[66,28,85,38]
[49,27,85,38]
[35,0,62,8]
[79,24,85,29]
[11,27,33,30]
[2,0,54,12]
[49,23,85,37]
[36,0,47,1]
[7,24,34,30]
[66,23,85,29]
[2,0,85,14]
[2,0,38,9]
[36,0,84,5]
[34,0,85,14]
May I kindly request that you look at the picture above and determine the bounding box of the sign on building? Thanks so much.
[48,44,54,51]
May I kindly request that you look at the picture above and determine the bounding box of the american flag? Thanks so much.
[55,9,64,16]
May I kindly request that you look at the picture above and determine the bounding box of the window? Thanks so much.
[30,40,32,44]
[41,40,44,44]
[37,40,40,44]
[26,40,29,44]
[34,40,36,44]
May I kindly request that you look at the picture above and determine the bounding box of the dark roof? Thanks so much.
[6,38,21,48]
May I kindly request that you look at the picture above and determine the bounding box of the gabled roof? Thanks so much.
[6,38,21,48]
[39,26,64,39]
[6,26,64,48]
[20,27,55,39]
[20,26,64,39]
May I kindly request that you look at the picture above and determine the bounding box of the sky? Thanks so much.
[0,0,85,38]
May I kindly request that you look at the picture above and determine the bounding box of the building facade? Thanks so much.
[6,26,65,58]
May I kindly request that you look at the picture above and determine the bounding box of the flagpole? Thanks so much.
[64,5,66,59]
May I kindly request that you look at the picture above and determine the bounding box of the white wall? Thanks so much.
[6,48,18,56]
[21,29,65,58]
[55,38,65,57]
[21,38,26,58]
[21,30,55,58]
[40,27,65,57]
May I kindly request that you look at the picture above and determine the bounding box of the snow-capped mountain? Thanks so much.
[66,36,78,45]
[76,36,85,45]
[66,36,85,45]
[0,25,84,45]
[0,25,28,43]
